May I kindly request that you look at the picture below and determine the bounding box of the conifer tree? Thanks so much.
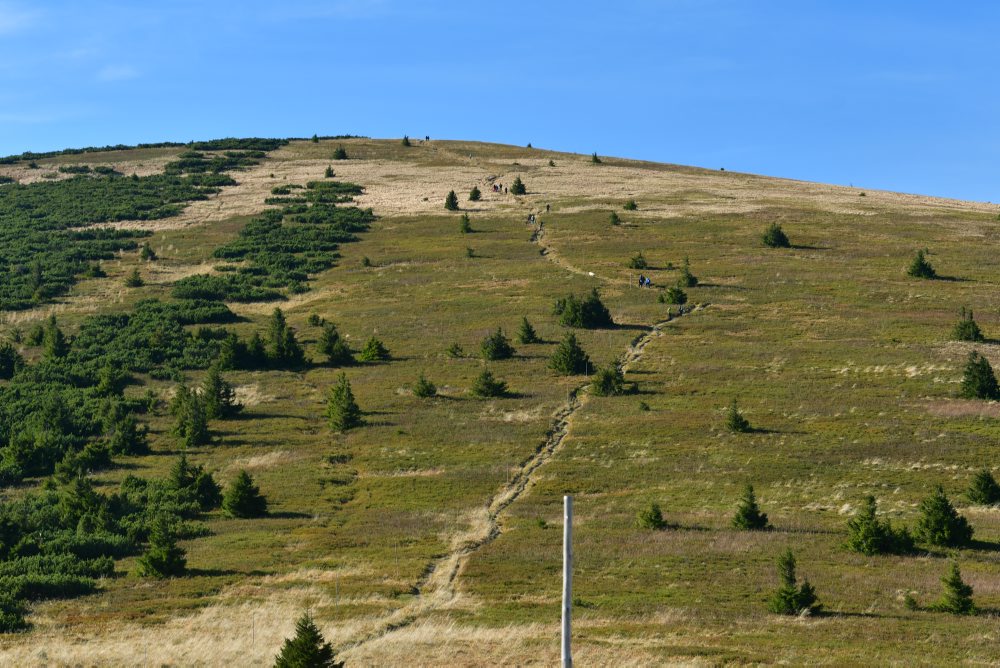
[663,286,687,305]
[768,549,820,615]
[960,351,999,400]
[549,333,591,375]
[324,165,334,178]
[591,364,627,396]
[733,484,770,530]
[762,223,790,248]
[42,315,69,359]
[725,399,752,433]
[591,152,602,164]
[171,385,210,447]
[266,308,305,368]
[273,613,343,668]
[934,562,976,615]
[510,176,526,195]
[469,186,481,201]
[223,470,268,518]
[459,213,472,233]
[201,364,242,419]
[517,316,539,344]
[0,341,23,379]
[470,368,508,398]
[333,146,348,160]
[137,515,187,578]
[967,468,1000,506]
[327,373,362,431]
[679,256,698,287]
[952,307,984,342]
[401,135,411,147]
[444,190,459,211]
[139,242,157,261]
[609,211,621,226]
[317,323,353,366]
[623,198,638,211]
[124,267,143,287]
[357,336,390,362]
[481,328,515,361]
[635,502,667,530]
[845,495,913,554]
[628,252,649,270]
[412,373,437,398]
[907,249,936,278]
[914,485,973,547]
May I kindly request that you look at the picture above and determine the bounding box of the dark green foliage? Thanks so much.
[548,159,556,167]
[510,177,526,195]
[201,365,241,419]
[907,249,936,279]
[554,289,614,328]
[324,165,334,178]
[82,263,106,278]
[401,135,411,147]
[135,515,186,578]
[317,323,353,366]
[635,502,667,530]
[266,308,305,368]
[679,256,698,287]
[768,550,820,615]
[628,252,648,269]
[445,190,459,211]
[591,153,602,164]
[358,336,390,363]
[470,369,508,398]
[123,267,143,288]
[934,562,976,615]
[609,212,621,226]
[333,146,348,160]
[42,316,69,360]
[327,373,362,432]
[725,399,752,433]
[446,342,463,358]
[517,317,539,344]
[139,242,156,261]
[967,468,1000,506]
[915,486,973,547]
[623,199,637,211]
[273,613,343,668]
[0,595,27,632]
[469,186,481,201]
[953,307,984,342]
[845,496,914,555]
[960,351,999,400]
[169,454,222,511]
[223,470,268,518]
[0,342,24,379]
[662,286,687,305]
[459,213,472,234]
[412,374,437,398]
[762,223,790,248]
[732,484,770,530]
[549,333,590,375]
[465,247,475,258]
[312,134,320,143]
[170,385,210,448]
[308,314,323,327]
[591,365,627,396]
[481,328,515,361]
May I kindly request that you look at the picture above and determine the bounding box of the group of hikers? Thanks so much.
[637,274,653,288]
[492,183,507,194]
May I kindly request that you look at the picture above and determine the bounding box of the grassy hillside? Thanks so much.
[0,138,999,665]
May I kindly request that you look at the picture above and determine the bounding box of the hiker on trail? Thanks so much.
[638,274,646,287]
[504,187,508,194]
[546,204,550,213]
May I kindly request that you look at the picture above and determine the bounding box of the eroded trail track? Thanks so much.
[341,215,704,656]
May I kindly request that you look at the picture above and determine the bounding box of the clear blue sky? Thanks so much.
[1,1,997,202]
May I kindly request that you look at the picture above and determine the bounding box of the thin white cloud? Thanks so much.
[0,2,39,35]
[96,65,139,82]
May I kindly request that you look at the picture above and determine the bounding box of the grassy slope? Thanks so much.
[1,139,999,665]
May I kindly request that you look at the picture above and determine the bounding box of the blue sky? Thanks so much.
[1,1,997,202]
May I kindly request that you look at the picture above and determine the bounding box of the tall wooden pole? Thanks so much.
[562,495,573,668]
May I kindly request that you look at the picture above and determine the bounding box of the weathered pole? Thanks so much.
[562,495,573,668]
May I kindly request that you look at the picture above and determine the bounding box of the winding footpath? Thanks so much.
[340,213,704,655]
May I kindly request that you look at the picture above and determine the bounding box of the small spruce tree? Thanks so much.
[470,368,508,398]
[628,252,649,270]
[679,256,698,287]
[663,286,687,305]
[273,613,343,668]
[333,146,348,160]
[609,211,621,226]
[401,135,411,147]
[327,373,362,431]
[517,317,540,344]
[412,373,437,398]
[201,364,242,420]
[42,315,69,359]
[967,468,1000,506]
[725,399,752,433]
[591,152,602,164]
[591,364,627,396]
[124,267,143,287]
[762,223,790,248]
[510,176,526,195]
[317,323,353,367]
[324,165,334,178]
[311,134,319,143]
[549,333,591,375]
[0,341,24,379]
[481,328,515,361]
[139,242,157,261]
[445,190,460,211]
[733,484,770,530]
[914,485,974,547]
[358,336,390,362]
[845,495,914,555]
[623,199,638,211]
[136,515,187,578]
[907,249,936,279]
[952,307,984,342]
[469,186,481,201]
[960,351,999,400]
[934,562,976,615]
[768,549,820,615]
[636,502,667,530]
[223,470,268,518]
[459,213,472,233]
